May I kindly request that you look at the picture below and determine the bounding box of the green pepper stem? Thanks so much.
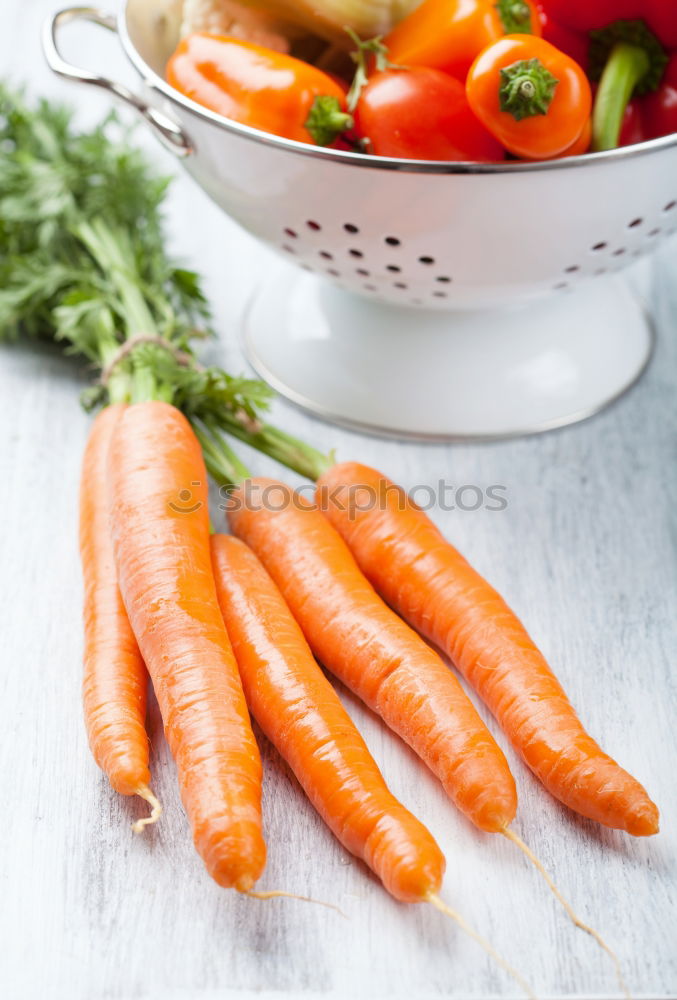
[305,96,354,147]
[495,0,535,35]
[592,42,650,151]
[499,59,559,121]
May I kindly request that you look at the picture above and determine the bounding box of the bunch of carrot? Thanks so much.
[78,393,659,995]
[2,87,659,995]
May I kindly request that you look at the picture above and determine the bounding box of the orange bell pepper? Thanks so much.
[384,0,541,80]
[166,32,352,146]
[466,34,592,158]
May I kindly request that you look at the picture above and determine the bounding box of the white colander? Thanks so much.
[44,2,677,438]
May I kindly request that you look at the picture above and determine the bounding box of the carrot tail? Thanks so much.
[131,784,163,834]
[427,894,537,1000]
[244,890,346,916]
[502,829,631,999]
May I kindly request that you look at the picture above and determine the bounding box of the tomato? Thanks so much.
[354,68,505,161]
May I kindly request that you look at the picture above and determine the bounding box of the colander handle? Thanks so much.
[42,6,193,158]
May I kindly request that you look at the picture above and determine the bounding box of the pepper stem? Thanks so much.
[305,96,353,147]
[499,59,559,121]
[592,42,650,151]
[495,0,535,35]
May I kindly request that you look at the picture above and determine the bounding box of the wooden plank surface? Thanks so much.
[1,4,675,998]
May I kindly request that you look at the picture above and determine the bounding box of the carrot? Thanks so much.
[210,533,536,997]
[107,401,266,889]
[79,403,160,831]
[210,533,445,902]
[226,478,518,835]
[317,462,659,839]
[224,472,630,995]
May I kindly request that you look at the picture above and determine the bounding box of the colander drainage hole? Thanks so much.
[648,227,661,237]
[386,265,401,273]
[612,248,626,256]
[348,249,363,258]
[344,223,359,233]
[385,236,401,246]
[306,220,321,231]
[419,255,435,265]
[664,201,676,212]
[356,268,370,276]
[394,282,407,289]
[436,276,451,283]
[319,250,333,259]
[564,265,580,273]
[591,241,607,251]
[628,218,643,229]
[283,228,298,238]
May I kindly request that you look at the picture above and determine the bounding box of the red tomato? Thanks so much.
[354,68,505,161]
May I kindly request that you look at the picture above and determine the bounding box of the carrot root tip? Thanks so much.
[243,889,347,917]
[131,784,162,834]
[426,893,536,1000]
[501,828,631,1000]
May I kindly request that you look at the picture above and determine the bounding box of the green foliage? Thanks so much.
[0,85,334,480]
[0,83,270,420]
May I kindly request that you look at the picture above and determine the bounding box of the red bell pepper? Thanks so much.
[646,2,677,50]
[535,4,590,70]
[536,1,639,34]
[639,53,677,139]
[619,98,646,145]
[539,3,676,150]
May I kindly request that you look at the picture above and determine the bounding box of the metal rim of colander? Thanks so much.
[120,7,677,174]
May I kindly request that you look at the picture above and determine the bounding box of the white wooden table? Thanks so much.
[1,4,676,999]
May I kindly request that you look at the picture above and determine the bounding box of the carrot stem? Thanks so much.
[501,828,631,999]
[216,413,332,482]
[131,784,163,834]
[193,422,250,487]
[426,894,536,1000]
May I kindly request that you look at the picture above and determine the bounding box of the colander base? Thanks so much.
[242,265,653,441]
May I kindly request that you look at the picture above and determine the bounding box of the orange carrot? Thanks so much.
[210,533,445,903]
[107,401,266,889]
[227,478,518,834]
[210,533,537,997]
[317,462,659,838]
[79,404,160,831]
